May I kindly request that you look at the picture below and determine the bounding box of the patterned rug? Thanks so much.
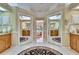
[18,46,62,55]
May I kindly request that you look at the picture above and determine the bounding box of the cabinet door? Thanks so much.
[76,38,79,52]
[5,34,11,49]
[5,38,11,49]
[70,34,77,50]
[72,35,77,50]
[70,34,73,48]
[0,39,6,53]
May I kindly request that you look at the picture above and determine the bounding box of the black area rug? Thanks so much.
[18,46,62,55]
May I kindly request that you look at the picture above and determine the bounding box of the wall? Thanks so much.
[61,6,71,47]
[61,5,79,47]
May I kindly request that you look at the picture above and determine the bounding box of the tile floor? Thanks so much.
[0,42,79,55]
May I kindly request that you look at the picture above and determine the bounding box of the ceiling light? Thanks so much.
[74,5,79,9]
[36,20,44,22]
[49,16,57,19]
[8,3,18,7]
[0,7,7,11]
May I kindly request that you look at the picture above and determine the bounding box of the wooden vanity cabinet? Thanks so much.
[4,34,11,49]
[70,33,77,50]
[70,33,79,52]
[76,38,79,52]
[0,37,6,52]
[0,33,11,53]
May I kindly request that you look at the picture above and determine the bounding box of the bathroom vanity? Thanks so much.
[69,23,79,52]
[0,33,11,53]
[70,33,79,52]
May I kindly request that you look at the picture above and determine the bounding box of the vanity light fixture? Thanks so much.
[49,16,57,20]
[48,15,61,20]
[0,7,7,11]
[19,16,31,20]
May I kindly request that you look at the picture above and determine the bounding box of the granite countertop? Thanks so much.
[0,32,11,35]
[70,32,79,35]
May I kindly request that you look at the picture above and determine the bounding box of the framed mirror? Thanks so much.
[19,15,33,44]
[47,14,62,43]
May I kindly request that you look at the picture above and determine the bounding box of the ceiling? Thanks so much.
[8,3,65,18]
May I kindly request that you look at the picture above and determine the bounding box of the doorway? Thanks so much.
[35,20,44,43]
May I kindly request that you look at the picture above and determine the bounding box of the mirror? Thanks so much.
[20,15,32,43]
[47,14,62,43]
[36,20,44,43]
[49,21,59,36]
[0,15,11,34]
[21,21,31,36]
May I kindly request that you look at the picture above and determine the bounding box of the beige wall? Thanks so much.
[61,7,71,47]
[62,6,79,47]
